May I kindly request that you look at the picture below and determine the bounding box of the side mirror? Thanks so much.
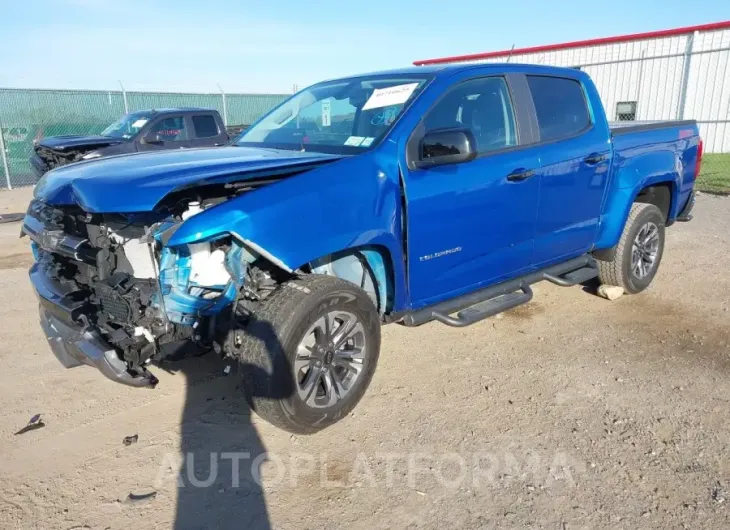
[416,129,477,169]
[142,133,163,145]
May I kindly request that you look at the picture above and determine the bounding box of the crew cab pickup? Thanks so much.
[30,108,228,178]
[23,64,701,434]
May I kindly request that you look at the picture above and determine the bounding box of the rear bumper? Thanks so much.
[30,263,157,387]
[676,190,696,222]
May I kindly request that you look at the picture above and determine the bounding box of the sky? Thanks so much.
[1,0,729,94]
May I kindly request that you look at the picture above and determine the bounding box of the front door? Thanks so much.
[403,76,540,308]
[138,115,191,151]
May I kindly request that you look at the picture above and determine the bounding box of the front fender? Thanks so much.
[166,152,408,310]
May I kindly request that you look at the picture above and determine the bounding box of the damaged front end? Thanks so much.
[31,137,124,179]
[23,193,282,387]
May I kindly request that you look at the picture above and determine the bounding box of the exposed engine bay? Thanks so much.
[23,149,388,387]
[35,145,92,169]
[34,141,115,171]
[23,188,285,383]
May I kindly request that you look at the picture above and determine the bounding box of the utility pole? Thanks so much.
[0,119,11,190]
[119,80,129,114]
[217,84,228,126]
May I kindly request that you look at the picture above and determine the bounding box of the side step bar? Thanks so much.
[432,286,533,327]
[402,255,597,327]
[542,266,598,287]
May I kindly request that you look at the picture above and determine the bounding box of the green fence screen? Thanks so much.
[0,88,288,188]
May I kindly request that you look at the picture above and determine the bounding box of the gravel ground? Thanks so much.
[0,187,729,530]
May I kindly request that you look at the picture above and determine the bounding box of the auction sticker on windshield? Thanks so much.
[132,119,149,128]
[344,136,366,146]
[321,100,331,127]
[362,83,419,110]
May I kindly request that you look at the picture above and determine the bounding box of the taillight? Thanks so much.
[694,138,703,179]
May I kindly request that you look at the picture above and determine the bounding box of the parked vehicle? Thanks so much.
[23,64,701,434]
[30,108,229,178]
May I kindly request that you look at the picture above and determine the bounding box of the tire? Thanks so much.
[230,275,381,434]
[597,202,665,294]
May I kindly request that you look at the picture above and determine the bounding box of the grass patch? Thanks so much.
[697,153,730,194]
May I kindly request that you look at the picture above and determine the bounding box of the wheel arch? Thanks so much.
[303,245,396,316]
[634,182,674,222]
[594,177,677,259]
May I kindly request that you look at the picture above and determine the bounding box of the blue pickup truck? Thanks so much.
[23,63,701,433]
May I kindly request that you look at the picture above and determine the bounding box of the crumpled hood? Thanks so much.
[33,146,343,213]
[37,135,126,151]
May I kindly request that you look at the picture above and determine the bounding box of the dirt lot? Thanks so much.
[0,187,729,530]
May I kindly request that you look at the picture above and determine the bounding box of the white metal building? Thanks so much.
[414,21,730,153]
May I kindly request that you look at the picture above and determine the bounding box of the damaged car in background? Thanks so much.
[30,107,230,179]
[23,64,701,434]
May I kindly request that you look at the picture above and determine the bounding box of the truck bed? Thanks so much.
[609,120,697,136]
[607,118,700,235]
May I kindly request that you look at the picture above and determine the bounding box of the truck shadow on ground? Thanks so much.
[157,318,293,530]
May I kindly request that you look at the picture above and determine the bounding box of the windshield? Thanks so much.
[236,74,431,154]
[101,111,155,139]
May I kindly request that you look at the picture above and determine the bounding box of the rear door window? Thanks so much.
[526,75,590,142]
[192,115,220,138]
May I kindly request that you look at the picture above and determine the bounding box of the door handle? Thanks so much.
[584,153,607,165]
[506,169,536,182]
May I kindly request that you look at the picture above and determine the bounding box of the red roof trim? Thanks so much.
[414,20,730,66]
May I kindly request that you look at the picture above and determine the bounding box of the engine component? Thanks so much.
[188,243,231,287]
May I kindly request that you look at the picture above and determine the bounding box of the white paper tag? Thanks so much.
[344,136,365,146]
[321,100,331,127]
[360,137,375,147]
[131,119,148,128]
[362,83,419,110]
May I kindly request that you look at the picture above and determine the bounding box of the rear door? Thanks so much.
[138,115,191,151]
[403,74,541,307]
[188,113,228,148]
[525,74,612,265]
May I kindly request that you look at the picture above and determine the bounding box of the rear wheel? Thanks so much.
[229,275,381,434]
[597,202,665,294]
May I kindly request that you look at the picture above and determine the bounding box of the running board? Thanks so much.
[542,266,598,287]
[401,255,597,327]
[432,287,533,327]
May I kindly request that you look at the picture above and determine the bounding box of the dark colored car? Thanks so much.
[30,108,229,178]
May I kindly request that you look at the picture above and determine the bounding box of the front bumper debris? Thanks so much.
[30,263,158,388]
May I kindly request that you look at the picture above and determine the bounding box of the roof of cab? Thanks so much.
[338,62,588,80]
[133,107,217,115]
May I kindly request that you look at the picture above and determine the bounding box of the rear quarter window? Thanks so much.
[526,75,590,142]
[192,115,220,138]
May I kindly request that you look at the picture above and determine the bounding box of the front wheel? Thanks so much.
[230,275,381,434]
[597,202,666,294]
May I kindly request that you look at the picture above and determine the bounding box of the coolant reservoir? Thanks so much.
[182,201,203,220]
[183,202,231,287]
[189,243,231,287]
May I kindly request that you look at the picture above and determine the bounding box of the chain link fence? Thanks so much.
[4,25,730,193]
[0,88,288,189]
